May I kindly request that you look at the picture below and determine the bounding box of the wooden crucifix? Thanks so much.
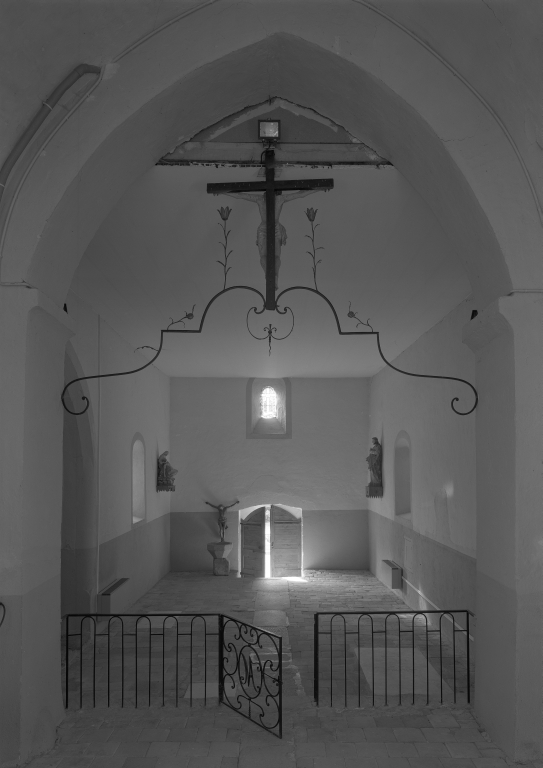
[207,149,333,309]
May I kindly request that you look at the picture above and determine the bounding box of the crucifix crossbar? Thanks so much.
[207,149,333,309]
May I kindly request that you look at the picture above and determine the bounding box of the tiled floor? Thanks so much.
[27,571,517,768]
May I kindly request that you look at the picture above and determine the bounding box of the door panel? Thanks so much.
[241,507,265,576]
[271,506,301,577]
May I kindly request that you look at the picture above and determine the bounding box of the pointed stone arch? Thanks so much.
[2,11,542,304]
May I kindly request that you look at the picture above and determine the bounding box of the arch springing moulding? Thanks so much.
[61,161,478,418]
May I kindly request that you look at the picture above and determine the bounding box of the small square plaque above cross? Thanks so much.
[207,149,333,309]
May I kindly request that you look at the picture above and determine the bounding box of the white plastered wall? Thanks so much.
[368,299,477,611]
[64,291,172,611]
[169,378,370,574]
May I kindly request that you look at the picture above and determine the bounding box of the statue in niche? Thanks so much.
[366,437,383,498]
[157,451,178,492]
[205,499,239,541]
[214,189,320,288]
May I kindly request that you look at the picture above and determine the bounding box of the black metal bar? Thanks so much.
[329,616,333,708]
[357,618,361,707]
[66,612,225,616]
[452,614,457,703]
[65,616,69,708]
[411,615,415,705]
[278,634,283,740]
[265,149,276,309]
[371,616,375,707]
[134,615,151,708]
[314,609,473,615]
[343,616,347,709]
[162,617,166,707]
[313,614,319,705]
[190,617,194,708]
[148,619,151,707]
[107,617,111,707]
[175,618,179,708]
[121,618,125,708]
[207,178,334,193]
[78,618,84,709]
[439,616,443,703]
[219,614,224,704]
[398,616,402,705]
[384,615,388,706]
[466,612,471,704]
[204,616,207,706]
[425,616,429,705]
[329,613,347,708]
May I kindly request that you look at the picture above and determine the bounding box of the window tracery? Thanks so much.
[260,387,278,419]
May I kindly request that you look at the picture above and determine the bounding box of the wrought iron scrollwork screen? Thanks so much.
[64,613,282,738]
[220,615,282,739]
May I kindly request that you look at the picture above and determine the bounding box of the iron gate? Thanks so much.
[64,613,282,738]
[314,609,473,708]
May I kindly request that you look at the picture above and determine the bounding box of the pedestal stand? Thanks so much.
[207,541,233,576]
[366,484,383,498]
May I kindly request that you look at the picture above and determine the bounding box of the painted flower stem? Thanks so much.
[305,208,323,290]
[217,207,233,289]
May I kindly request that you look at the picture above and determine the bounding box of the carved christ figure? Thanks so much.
[205,500,239,542]
[216,189,320,288]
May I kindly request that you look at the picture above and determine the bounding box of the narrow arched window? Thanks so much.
[132,438,146,524]
[260,387,278,419]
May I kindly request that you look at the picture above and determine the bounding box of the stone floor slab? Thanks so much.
[255,592,291,610]
[27,571,534,768]
[253,609,289,627]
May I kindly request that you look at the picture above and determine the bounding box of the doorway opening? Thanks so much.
[240,504,302,577]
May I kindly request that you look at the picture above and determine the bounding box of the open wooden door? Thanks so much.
[241,507,265,576]
[271,506,302,577]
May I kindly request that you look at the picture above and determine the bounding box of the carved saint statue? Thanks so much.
[205,499,239,541]
[215,189,320,288]
[157,451,178,492]
[366,437,382,486]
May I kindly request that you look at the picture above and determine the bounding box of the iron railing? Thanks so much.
[64,613,282,738]
[314,610,473,708]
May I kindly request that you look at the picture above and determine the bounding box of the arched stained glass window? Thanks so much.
[260,387,278,419]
